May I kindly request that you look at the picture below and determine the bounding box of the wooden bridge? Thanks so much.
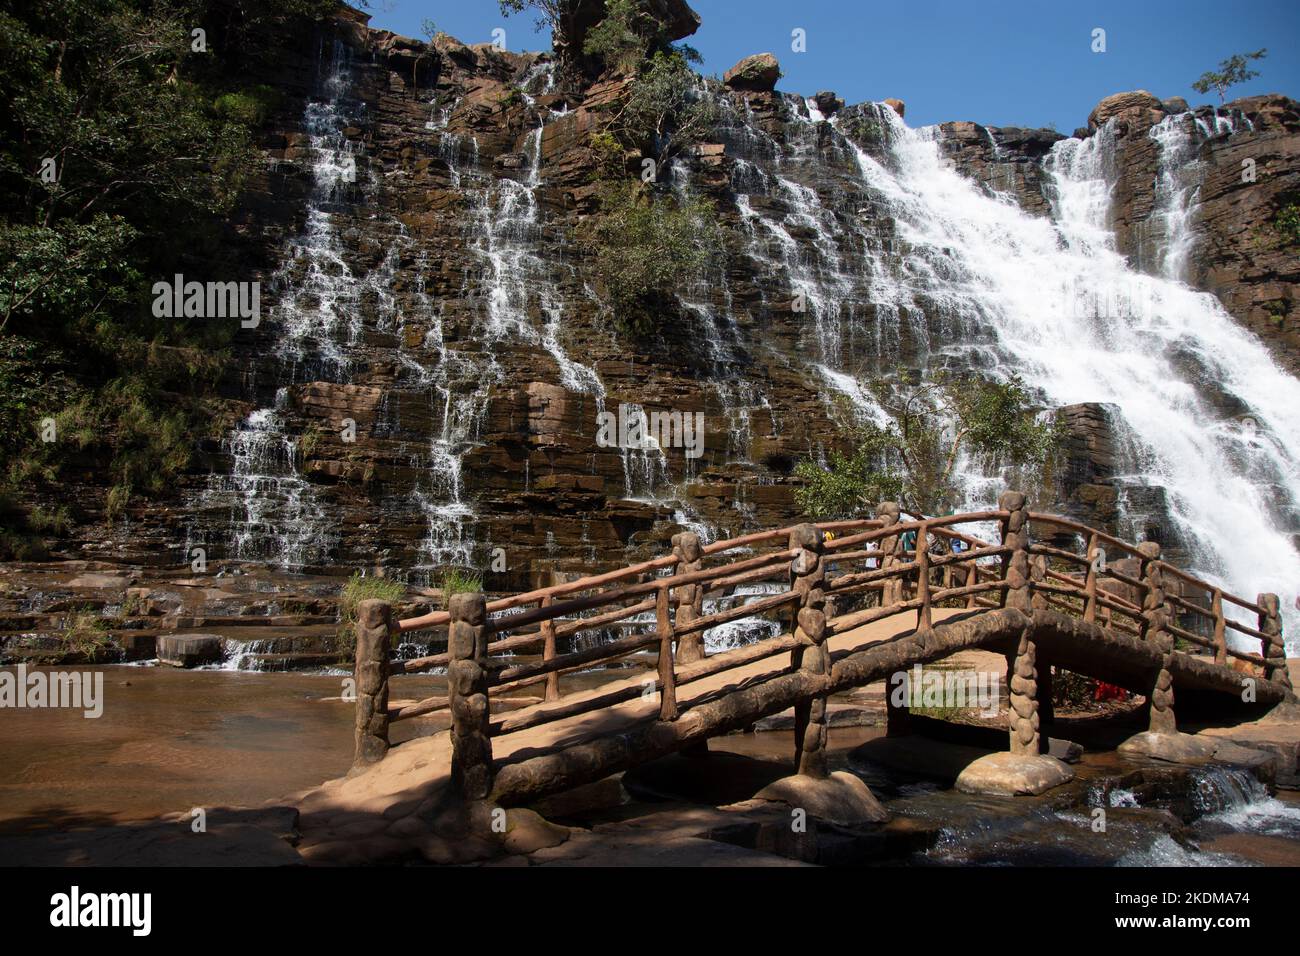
[339,491,1294,826]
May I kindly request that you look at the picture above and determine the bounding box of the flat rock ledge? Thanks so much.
[754,771,888,825]
[1118,731,1219,764]
[954,752,1075,796]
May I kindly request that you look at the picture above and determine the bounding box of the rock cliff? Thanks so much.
[14,4,1300,596]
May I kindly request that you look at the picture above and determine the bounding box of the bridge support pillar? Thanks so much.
[1008,630,1040,755]
[1029,554,1054,752]
[352,599,392,767]
[1138,542,1177,734]
[790,524,829,778]
[448,592,494,802]
[1259,593,1293,691]
[672,532,705,665]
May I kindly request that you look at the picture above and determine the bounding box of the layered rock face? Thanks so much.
[20,5,1300,599]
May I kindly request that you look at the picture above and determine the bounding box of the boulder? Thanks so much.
[754,771,888,825]
[1117,731,1218,764]
[157,634,224,668]
[557,0,700,68]
[883,98,906,119]
[724,53,781,92]
[1086,90,1166,132]
[954,752,1075,796]
[813,91,844,116]
[1162,96,1190,114]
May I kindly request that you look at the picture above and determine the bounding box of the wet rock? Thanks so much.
[954,752,1076,795]
[1118,731,1218,764]
[157,634,224,668]
[813,91,844,116]
[883,98,905,118]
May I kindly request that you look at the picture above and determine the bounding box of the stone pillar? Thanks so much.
[1028,553,1054,753]
[448,592,494,802]
[789,524,829,778]
[1008,629,1040,754]
[1259,593,1292,691]
[672,531,705,665]
[1037,663,1055,754]
[998,490,1031,611]
[1138,541,1176,734]
[876,501,903,606]
[353,599,392,767]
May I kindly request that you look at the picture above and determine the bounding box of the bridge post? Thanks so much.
[876,502,910,732]
[789,523,830,778]
[876,501,903,606]
[998,491,1031,611]
[1258,593,1293,691]
[1212,589,1227,666]
[656,583,678,721]
[1138,542,1177,734]
[1008,628,1041,755]
[1083,532,1101,623]
[672,531,705,665]
[448,592,494,802]
[352,599,392,767]
[540,595,559,701]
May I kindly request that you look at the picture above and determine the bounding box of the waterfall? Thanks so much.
[820,105,1300,650]
[414,62,685,569]
[1191,766,1300,834]
[196,39,368,570]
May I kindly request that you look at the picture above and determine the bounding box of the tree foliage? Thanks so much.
[795,370,1060,518]
[1192,49,1266,103]
[0,0,338,549]
[610,50,717,167]
[580,180,721,335]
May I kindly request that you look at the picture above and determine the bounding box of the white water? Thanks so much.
[824,105,1300,649]
[196,41,374,569]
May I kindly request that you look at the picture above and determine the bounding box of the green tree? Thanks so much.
[579,180,721,334]
[795,370,1060,518]
[0,0,338,551]
[606,49,716,167]
[1192,49,1266,103]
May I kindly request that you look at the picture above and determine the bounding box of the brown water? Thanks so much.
[3,665,1298,868]
[0,665,456,830]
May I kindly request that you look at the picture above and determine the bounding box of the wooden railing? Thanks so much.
[347,492,1293,800]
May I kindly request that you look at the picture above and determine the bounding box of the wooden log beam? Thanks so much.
[489,608,1030,806]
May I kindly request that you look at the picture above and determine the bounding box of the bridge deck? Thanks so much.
[298,607,968,825]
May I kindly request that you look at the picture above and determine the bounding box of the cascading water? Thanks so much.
[814,104,1300,649]
[197,40,370,569]
[413,63,698,568]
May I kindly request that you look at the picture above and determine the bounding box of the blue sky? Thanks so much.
[364,0,1299,131]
